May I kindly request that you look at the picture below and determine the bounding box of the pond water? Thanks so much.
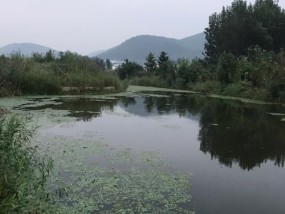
[4,91,285,213]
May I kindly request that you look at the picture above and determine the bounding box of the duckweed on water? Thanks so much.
[1,95,193,213]
[36,134,192,213]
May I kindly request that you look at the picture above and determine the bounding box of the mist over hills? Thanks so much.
[0,43,57,56]
[95,33,205,64]
[0,33,205,63]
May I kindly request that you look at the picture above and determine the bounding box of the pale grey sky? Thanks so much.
[1,0,284,55]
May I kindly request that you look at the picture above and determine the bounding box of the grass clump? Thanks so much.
[0,115,53,213]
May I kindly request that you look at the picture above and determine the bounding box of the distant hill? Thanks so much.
[96,33,205,64]
[0,43,57,56]
[179,33,205,52]
[88,50,105,57]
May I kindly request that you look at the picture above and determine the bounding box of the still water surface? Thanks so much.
[16,92,285,213]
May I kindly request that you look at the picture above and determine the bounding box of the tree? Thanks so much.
[116,59,143,80]
[158,51,169,66]
[204,12,224,64]
[32,52,44,63]
[157,51,169,77]
[106,59,112,70]
[45,49,55,62]
[217,52,238,85]
[92,57,106,70]
[157,52,176,85]
[204,0,285,63]
[144,52,157,74]
[253,0,285,52]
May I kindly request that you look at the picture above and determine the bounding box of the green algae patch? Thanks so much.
[36,134,193,213]
[0,95,193,213]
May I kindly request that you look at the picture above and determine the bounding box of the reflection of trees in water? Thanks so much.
[120,97,136,108]
[198,100,285,170]
[25,94,285,170]
[137,93,285,170]
[142,94,203,116]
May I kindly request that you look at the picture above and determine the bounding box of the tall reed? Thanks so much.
[0,115,53,213]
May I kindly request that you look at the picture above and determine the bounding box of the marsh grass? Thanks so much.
[0,115,53,213]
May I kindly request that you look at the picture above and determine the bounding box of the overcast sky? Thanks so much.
[1,0,284,55]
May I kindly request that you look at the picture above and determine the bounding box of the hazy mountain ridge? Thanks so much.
[0,33,205,62]
[0,43,57,56]
[96,33,205,64]
[88,50,105,57]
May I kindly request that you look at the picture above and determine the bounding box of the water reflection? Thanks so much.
[19,93,285,170]
[139,93,285,170]
[198,99,285,170]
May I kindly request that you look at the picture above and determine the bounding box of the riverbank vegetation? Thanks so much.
[0,114,53,213]
[115,0,285,102]
[0,51,123,96]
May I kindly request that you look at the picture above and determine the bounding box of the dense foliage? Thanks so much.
[0,51,121,96]
[204,0,285,63]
